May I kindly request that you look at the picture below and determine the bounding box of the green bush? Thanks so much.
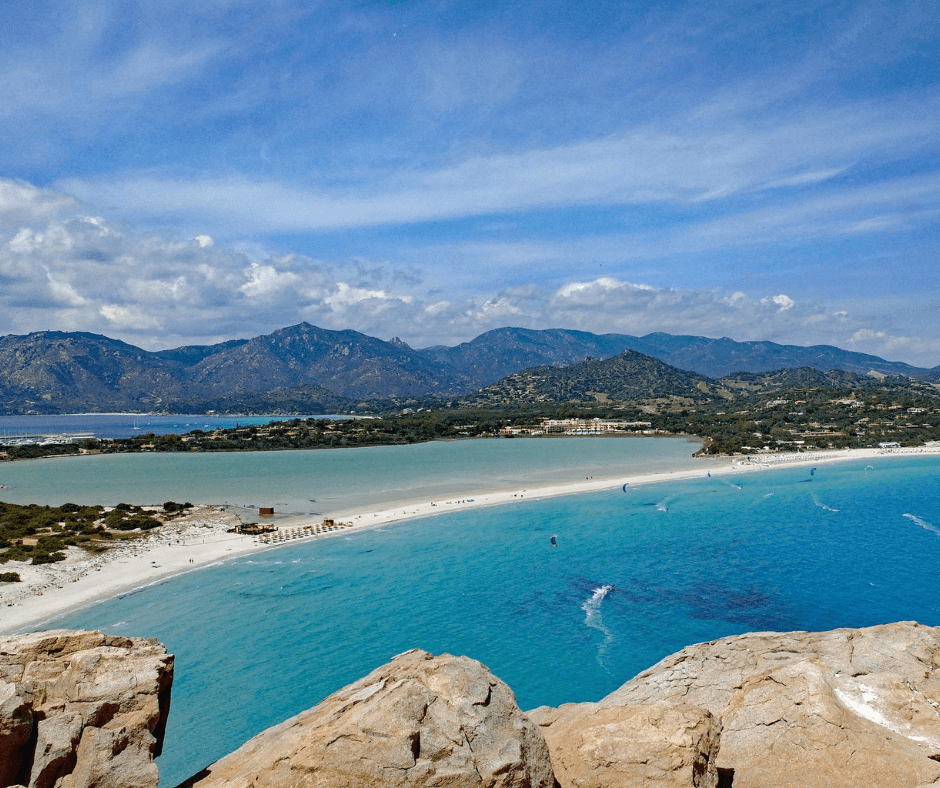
[32,551,66,565]
[106,512,161,531]
[36,535,65,552]
[163,501,193,512]
[0,571,20,582]
[104,511,129,529]
[0,546,31,563]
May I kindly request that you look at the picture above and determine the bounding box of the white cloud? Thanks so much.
[99,304,161,330]
[56,92,940,235]
[762,294,796,311]
[323,282,409,309]
[0,178,77,228]
[46,272,88,307]
[240,263,301,298]
[846,330,940,368]
[555,278,656,301]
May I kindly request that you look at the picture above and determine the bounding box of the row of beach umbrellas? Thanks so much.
[255,522,351,544]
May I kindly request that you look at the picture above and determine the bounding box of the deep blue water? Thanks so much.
[49,456,940,786]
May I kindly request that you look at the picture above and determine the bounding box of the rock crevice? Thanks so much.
[0,630,173,788]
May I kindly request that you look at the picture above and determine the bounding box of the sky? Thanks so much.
[1,0,939,366]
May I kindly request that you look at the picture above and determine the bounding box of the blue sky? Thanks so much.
[1,0,939,365]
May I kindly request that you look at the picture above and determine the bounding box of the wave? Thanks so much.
[813,496,840,513]
[582,584,615,668]
[904,513,940,536]
[725,481,742,490]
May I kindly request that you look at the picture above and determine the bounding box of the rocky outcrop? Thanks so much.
[597,621,940,788]
[0,629,173,788]
[528,701,721,788]
[9,623,938,788]
[181,648,555,788]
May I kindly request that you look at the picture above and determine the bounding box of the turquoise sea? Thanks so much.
[3,442,940,787]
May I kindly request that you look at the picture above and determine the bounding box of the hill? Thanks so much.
[0,323,935,414]
[426,327,931,384]
[459,350,722,406]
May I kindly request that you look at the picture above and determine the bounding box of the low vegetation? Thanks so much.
[0,501,193,565]
[2,369,939,462]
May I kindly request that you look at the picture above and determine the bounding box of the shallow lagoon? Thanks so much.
[0,435,705,513]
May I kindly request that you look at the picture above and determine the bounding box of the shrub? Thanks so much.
[36,535,65,552]
[107,513,161,531]
[0,571,20,582]
[163,501,193,512]
[32,551,66,564]
[0,546,31,563]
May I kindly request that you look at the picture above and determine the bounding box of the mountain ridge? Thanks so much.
[0,323,935,414]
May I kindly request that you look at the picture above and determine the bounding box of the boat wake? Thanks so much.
[904,513,940,536]
[582,584,615,668]
[813,496,840,513]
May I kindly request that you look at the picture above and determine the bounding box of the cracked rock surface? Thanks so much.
[179,648,555,788]
[528,700,721,788]
[0,629,173,788]
[599,621,940,788]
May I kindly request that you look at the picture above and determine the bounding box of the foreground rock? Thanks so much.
[0,630,173,788]
[181,648,555,788]
[597,621,940,788]
[529,701,721,788]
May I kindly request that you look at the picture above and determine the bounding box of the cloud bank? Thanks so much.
[2,177,937,366]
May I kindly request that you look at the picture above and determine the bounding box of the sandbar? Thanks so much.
[2,445,937,635]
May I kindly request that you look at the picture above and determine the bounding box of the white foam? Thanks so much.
[813,496,840,512]
[582,584,615,666]
[904,513,940,536]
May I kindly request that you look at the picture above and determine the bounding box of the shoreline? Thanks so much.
[2,445,938,635]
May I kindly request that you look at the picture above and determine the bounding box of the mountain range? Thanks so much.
[0,323,937,414]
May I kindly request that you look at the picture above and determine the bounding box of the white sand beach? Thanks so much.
[2,445,938,635]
